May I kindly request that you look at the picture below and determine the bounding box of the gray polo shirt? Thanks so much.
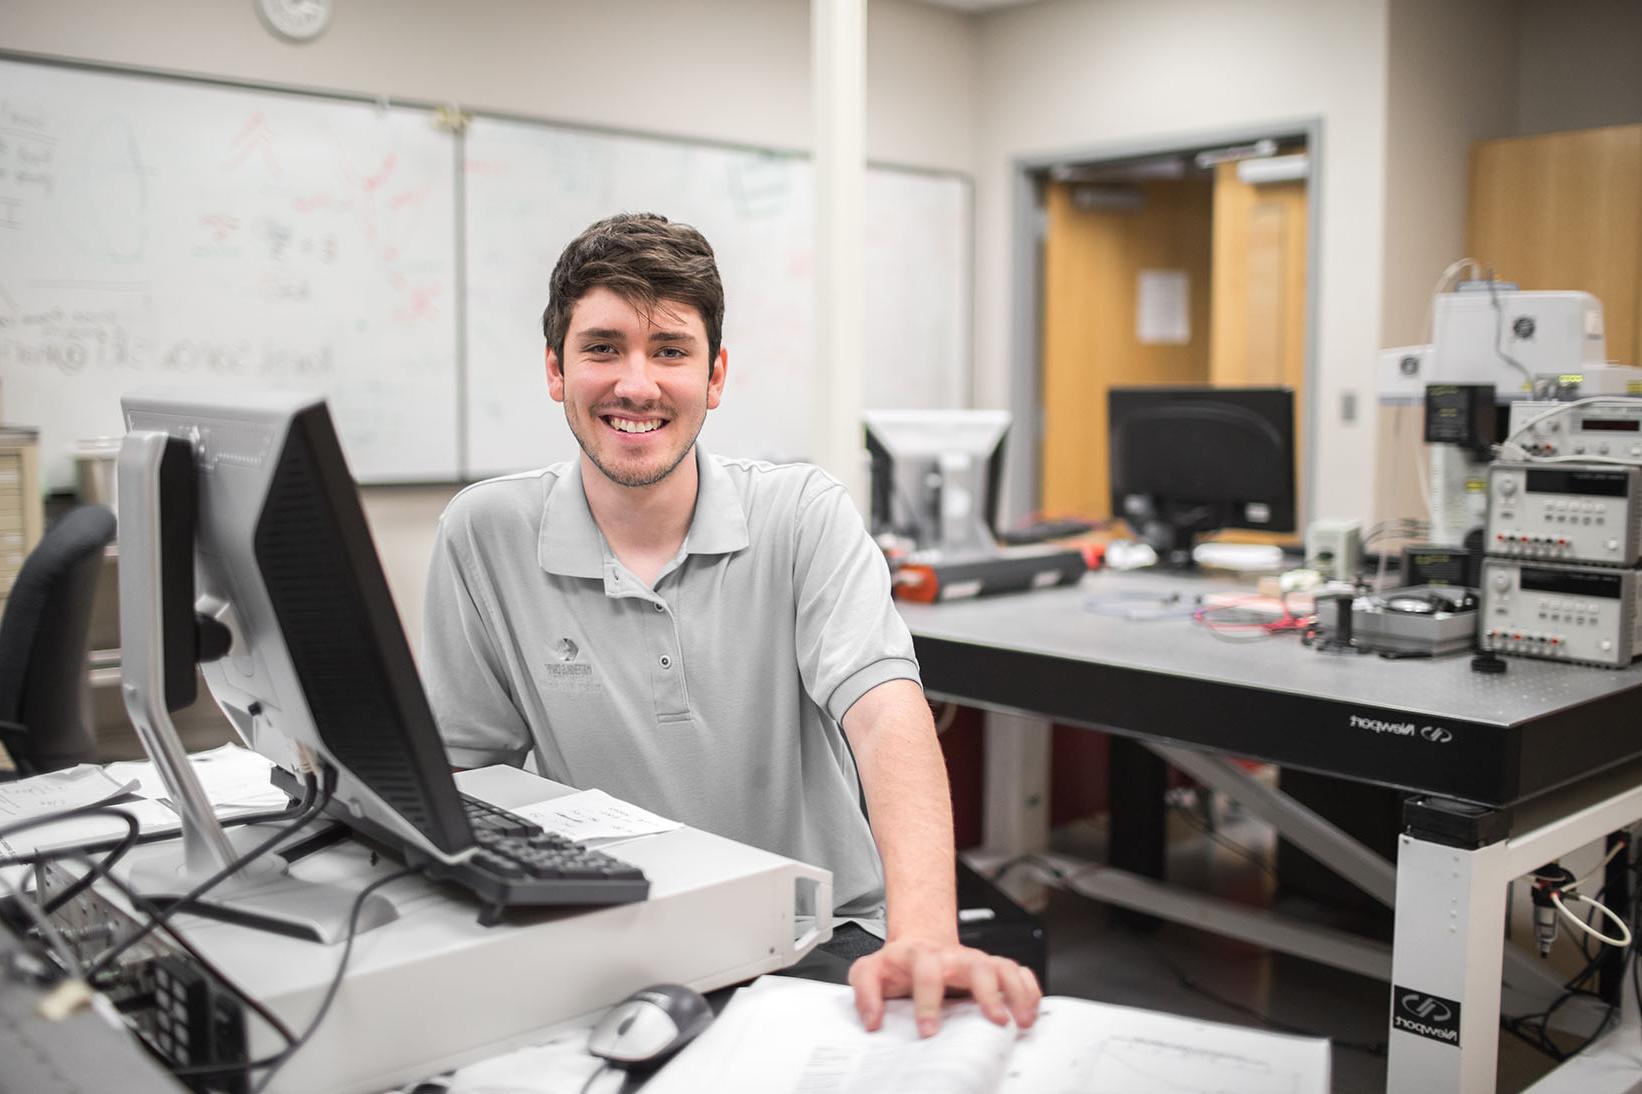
[421,446,921,914]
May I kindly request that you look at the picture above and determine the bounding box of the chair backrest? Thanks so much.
[0,504,117,774]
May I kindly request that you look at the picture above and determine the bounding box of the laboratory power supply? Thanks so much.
[1507,400,1642,462]
[1479,558,1642,668]
[1484,463,1642,567]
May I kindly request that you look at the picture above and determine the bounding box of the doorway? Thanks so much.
[1007,127,1319,533]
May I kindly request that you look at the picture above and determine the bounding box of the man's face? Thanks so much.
[546,286,727,489]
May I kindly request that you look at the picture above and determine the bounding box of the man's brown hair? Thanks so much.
[542,213,725,366]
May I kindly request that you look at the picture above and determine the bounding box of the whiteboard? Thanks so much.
[462,116,970,476]
[0,59,460,486]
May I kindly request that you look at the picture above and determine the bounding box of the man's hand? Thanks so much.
[849,936,1042,1038]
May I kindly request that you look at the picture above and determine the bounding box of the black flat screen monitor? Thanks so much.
[1107,386,1295,567]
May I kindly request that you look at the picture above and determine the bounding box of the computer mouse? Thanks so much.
[586,983,714,1069]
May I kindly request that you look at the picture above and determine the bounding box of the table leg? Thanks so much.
[1110,736,1167,881]
[982,711,1050,855]
[1387,831,1510,1093]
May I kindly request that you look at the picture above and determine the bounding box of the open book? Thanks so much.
[643,975,1330,1094]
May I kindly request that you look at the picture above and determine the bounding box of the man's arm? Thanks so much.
[841,678,1042,1037]
[423,507,534,769]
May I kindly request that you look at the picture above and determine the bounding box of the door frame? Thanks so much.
[1006,119,1324,528]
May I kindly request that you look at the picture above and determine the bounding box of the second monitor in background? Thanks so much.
[864,410,1010,558]
[1108,387,1296,568]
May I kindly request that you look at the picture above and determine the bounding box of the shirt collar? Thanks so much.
[538,461,606,579]
[684,444,750,557]
[537,445,749,579]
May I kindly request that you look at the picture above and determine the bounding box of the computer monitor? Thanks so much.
[1107,387,1296,567]
[118,388,474,940]
[863,409,1009,558]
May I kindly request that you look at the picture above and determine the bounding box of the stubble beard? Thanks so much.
[567,399,702,488]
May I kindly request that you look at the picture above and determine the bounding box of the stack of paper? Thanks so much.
[0,764,138,823]
[513,788,683,848]
[0,744,289,861]
[645,976,1331,1094]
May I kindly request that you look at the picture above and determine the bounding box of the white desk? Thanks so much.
[53,767,831,1094]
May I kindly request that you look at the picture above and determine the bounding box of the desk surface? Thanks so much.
[900,571,1642,808]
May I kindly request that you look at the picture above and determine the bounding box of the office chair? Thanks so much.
[0,504,117,777]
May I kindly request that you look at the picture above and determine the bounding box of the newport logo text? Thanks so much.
[1350,715,1453,744]
[1350,715,1415,736]
[1392,987,1460,1046]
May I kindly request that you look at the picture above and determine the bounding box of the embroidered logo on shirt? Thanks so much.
[540,636,599,693]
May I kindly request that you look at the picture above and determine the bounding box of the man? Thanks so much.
[423,213,1039,1036]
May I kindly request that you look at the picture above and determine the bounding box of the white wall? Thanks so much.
[0,0,978,173]
[1380,0,1519,348]
[1516,0,1642,136]
[972,0,1392,521]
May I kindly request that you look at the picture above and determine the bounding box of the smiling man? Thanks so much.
[422,213,1039,1037]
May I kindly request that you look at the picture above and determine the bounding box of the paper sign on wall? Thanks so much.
[1137,269,1191,345]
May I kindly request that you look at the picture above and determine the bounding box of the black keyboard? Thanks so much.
[412,792,651,911]
[461,793,541,837]
[422,824,650,911]
[264,766,651,918]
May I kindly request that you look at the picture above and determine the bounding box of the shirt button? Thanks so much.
[653,602,665,612]
[659,655,672,669]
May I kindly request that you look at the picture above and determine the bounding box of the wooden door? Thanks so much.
[1467,125,1642,366]
[1208,162,1308,391]
[1208,161,1309,539]
[1039,178,1214,518]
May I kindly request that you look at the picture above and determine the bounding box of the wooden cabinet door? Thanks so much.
[1467,125,1642,366]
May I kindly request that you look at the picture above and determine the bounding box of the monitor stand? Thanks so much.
[1138,518,1204,570]
[116,430,397,944]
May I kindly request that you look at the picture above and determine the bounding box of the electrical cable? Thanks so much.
[1575,841,1628,891]
[0,861,86,980]
[63,849,302,1080]
[1487,273,1534,388]
[0,803,144,916]
[1358,519,1428,593]
[1081,589,1199,622]
[248,865,419,1094]
[1503,841,1641,1062]
[579,1061,613,1094]
[84,771,331,980]
[1192,592,1312,643]
[1552,891,1633,949]
[39,810,144,916]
